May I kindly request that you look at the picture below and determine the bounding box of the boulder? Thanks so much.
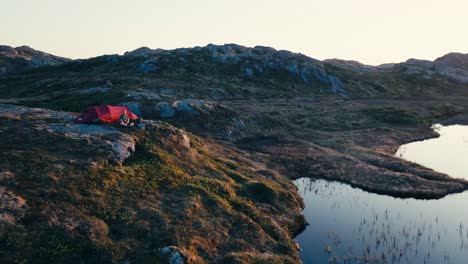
[159,246,187,264]
[119,102,143,116]
[172,99,209,115]
[154,102,176,118]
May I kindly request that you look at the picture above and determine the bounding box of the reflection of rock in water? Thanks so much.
[294,178,468,263]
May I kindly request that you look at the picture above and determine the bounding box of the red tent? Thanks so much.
[74,105,139,124]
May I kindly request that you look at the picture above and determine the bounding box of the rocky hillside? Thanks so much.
[1,44,468,263]
[395,53,468,83]
[0,45,70,76]
[0,104,304,263]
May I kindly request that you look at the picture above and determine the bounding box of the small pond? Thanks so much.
[295,125,468,263]
[395,124,468,180]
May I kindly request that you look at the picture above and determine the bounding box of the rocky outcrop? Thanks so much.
[397,53,468,83]
[123,46,163,57]
[433,53,468,83]
[125,44,347,94]
[0,104,136,165]
[172,99,210,115]
[145,99,215,118]
[0,45,70,75]
[205,44,347,93]
[41,124,136,164]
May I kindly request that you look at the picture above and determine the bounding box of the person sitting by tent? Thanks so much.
[119,110,135,127]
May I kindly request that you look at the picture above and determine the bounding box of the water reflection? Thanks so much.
[294,178,468,263]
[396,124,468,180]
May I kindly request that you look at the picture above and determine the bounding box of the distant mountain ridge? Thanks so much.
[0,45,70,75]
[395,53,468,83]
[2,43,468,84]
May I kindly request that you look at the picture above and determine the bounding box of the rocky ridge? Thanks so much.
[0,45,70,75]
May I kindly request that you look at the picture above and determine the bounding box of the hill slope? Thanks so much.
[0,104,304,263]
[1,44,468,263]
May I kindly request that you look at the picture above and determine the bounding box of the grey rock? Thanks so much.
[172,99,209,115]
[155,102,176,118]
[42,124,136,164]
[119,102,142,116]
[104,136,136,163]
[243,67,254,76]
[433,53,468,83]
[328,75,346,94]
[159,246,187,264]
[397,53,468,83]
[137,59,158,73]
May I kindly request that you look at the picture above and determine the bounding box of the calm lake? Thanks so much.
[295,125,468,263]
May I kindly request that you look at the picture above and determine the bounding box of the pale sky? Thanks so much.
[1,0,467,65]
